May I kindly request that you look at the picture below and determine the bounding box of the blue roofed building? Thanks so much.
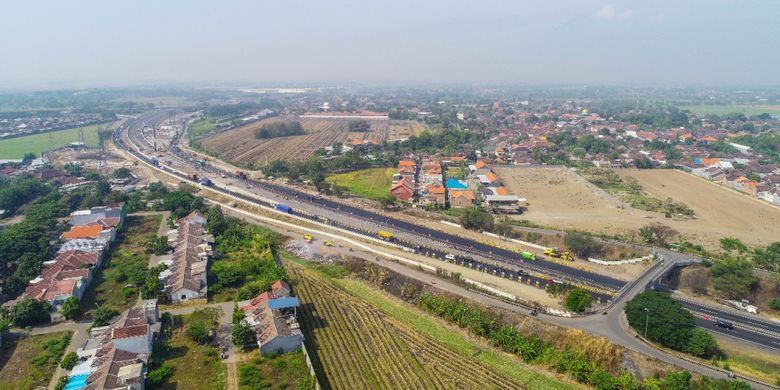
[238,280,303,355]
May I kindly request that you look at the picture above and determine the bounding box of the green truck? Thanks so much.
[521,251,536,261]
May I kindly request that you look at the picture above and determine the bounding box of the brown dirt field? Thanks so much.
[495,166,780,249]
[201,117,424,164]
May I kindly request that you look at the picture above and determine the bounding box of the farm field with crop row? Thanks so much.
[0,124,103,159]
[200,116,425,164]
[285,260,569,390]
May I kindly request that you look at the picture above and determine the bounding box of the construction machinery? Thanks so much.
[303,234,313,243]
[323,240,333,247]
[544,247,574,261]
[377,231,394,241]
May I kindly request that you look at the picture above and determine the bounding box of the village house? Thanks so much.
[468,160,491,175]
[69,202,126,227]
[421,184,446,207]
[238,280,304,355]
[390,177,415,201]
[448,189,475,208]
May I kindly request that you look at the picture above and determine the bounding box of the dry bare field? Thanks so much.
[496,166,780,248]
[200,117,424,164]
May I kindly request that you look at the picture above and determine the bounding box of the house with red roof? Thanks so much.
[238,280,303,355]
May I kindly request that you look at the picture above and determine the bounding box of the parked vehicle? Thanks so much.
[445,254,456,260]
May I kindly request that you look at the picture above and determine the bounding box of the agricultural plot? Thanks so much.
[201,117,425,164]
[0,124,104,159]
[287,263,527,390]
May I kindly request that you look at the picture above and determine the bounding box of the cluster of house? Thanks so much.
[158,211,213,303]
[67,299,160,390]
[687,157,780,205]
[2,203,125,318]
[388,157,524,213]
[237,280,304,355]
[468,160,525,213]
[0,113,105,139]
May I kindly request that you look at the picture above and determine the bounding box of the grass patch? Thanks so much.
[0,124,104,159]
[446,166,466,180]
[208,219,284,303]
[188,118,220,140]
[0,331,71,390]
[286,256,575,390]
[681,105,780,117]
[716,337,780,384]
[238,352,314,390]
[325,167,395,202]
[149,309,226,390]
[79,215,163,318]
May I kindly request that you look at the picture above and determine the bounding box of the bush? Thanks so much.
[770,298,780,311]
[682,328,719,358]
[186,321,210,344]
[54,375,69,390]
[564,288,592,313]
[254,121,304,139]
[145,365,173,386]
[710,258,757,299]
[92,306,119,326]
[60,351,79,370]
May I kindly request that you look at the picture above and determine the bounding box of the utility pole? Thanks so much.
[644,307,650,338]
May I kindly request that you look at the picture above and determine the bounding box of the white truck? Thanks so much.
[725,299,759,314]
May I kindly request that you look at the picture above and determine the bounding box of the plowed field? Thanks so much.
[200,117,424,163]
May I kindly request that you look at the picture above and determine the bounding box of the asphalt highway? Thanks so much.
[116,111,779,374]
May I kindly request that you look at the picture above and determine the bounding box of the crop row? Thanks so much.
[287,263,522,389]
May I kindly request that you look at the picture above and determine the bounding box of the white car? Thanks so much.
[445,254,456,260]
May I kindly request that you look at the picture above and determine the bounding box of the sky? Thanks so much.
[1,0,778,88]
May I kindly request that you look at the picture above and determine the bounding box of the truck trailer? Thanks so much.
[275,204,292,213]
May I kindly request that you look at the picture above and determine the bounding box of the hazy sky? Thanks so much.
[1,0,778,88]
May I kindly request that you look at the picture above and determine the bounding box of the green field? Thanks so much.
[187,118,219,140]
[681,105,780,116]
[0,332,71,390]
[0,124,103,159]
[326,167,396,202]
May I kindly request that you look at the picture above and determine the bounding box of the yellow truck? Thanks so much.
[377,231,394,241]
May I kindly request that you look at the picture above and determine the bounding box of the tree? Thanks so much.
[163,190,204,219]
[564,231,603,258]
[59,296,79,320]
[564,288,592,313]
[638,223,678,247]
[770,298,780,311]
[112,167,132,178]
[660,371,691,390]
[0,318,10,338]
[22,152,37,163]
[232,320,255,349]
[144,236,172,255]
[634,158,652,169]
[92,306,119,326]
[710,259,757,299]
[186,321,210,344]
[625,292,695,351]
[60,351,79,370]
[493,217,513,238]
[9,298,51,327]
[459,208,494,231]
[682,328,719,358]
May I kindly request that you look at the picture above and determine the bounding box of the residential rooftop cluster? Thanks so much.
[70,299,160,390]
[159,211,213,303]
[2,203,125,318]
[0,112,107,139]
